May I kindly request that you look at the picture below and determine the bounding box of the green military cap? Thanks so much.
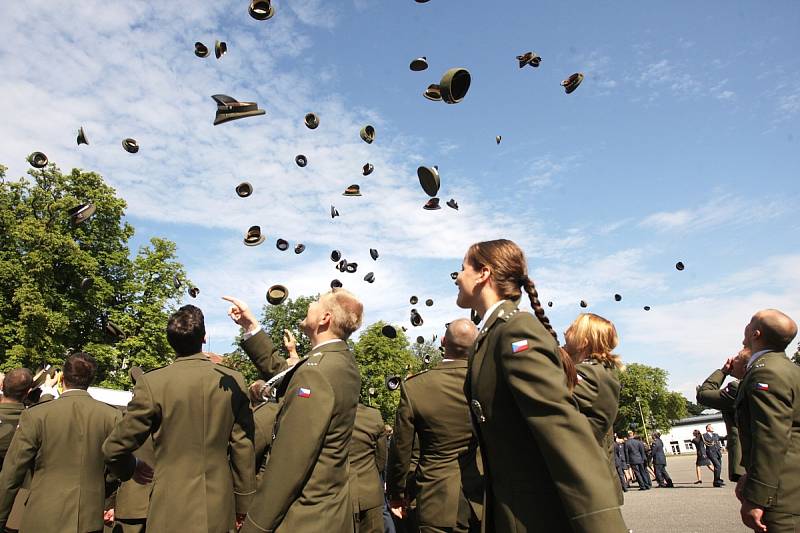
[276,238,289,251]
[236,182,253,197]
[188,286,200,298]
[423,84,442,101]
[496,135,501,144]
[304,112,319,129]
[423,197,441,210]
[416,335,424,344]
[385,375,401,391]
[446,198,458,210]
[410,57,428,71]
[410,296,418,305]
[80,277,93,291]
[194,42,209,57]
[295,154,307,167]
[368,387,377,397]
[345,262,358,273]
[450,271,458,280]
[28,151,48,168]
[68,203,96,225]
[215,40,227,59]
[470,309,481,325]
[173,274,182,289]
[32,364,56,388]
[331,205,339,218]
[243,225,266,246]
[370,248,379,260]
[439,68,471,104]
[294,243,306,254]
[547,301,553,307]
[425,299,433,307]
[516,51,541,68]
[643,305,651,311]
[330,250,342,262]
[424,353,433,364]
[580,299,588,308]
[122,138,139,153]
[266,284,288,305]
[417,165,440,197]
[561,72,584,94]
[614,293,622,302]
[249,0,275,20]
[360,125,375,144]
[362,163,374,176]
[337,259,348,272]
[212,94,266,125]
[676,261,685,271]
[77,126,89,146]
[381,324,397,338]
[343,184,362,196]
[410,309,423,327]
[105,320,126,340]
[364,272,375,283]
[129,366,144,385]
[331,279,343,288]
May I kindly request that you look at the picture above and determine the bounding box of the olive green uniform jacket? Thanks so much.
[467,301,627,533]
[113,436,154,521]
[253,401,280,486]
[735,351,800,514]
[696,369,743,481]
[0,402,25,469]
[240,332,361,533]
[572,360,624,506]
[387,360,483,528]
[350,404,386,513]
[103,353,256,533]
[0,390,121,533]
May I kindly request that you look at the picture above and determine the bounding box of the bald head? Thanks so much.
[751,309,798,351]
[443,318,478,360]
[1,368,32,403]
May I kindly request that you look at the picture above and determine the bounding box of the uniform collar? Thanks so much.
[436,359,468,369]
[60,389,90,398]
[311,338,346,352]
[477,300,507,331]
[746,349,781,370]
[0,401,24,411]
[174,352,212,362]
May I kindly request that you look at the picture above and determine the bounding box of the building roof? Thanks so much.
[672,412,723,426]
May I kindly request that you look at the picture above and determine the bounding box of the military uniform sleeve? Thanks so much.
[375,433,388,476]
[103,375,158,481]
[498,313,626,532]
[696,370,736,410]
[241,329,289,380]
[242,366,334,533]
[0,410,39,526]
[230,374,257,515]
[741,366,794,508]
[386,381,415,500]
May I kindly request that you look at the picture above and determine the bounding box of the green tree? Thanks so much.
[0,164,187,388]
[615,363,688,435]
[685,399,706,416]
[793,342,799,365]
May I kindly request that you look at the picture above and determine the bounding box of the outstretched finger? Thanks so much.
[222,295,247,310]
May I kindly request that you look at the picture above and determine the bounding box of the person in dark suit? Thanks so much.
[455,239,627,533]
[624,431,651,490]
[0,353,121,533]
[104,305,255,532]
[650,432,673,488]
[702,424,724,487]
[387,318,483,533]
[613,437,629,492]
[735,309,800,533]
[225,289,363,533]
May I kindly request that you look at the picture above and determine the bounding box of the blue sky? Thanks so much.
[1,0,798,398]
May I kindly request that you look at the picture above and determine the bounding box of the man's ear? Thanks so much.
[319,310,333,329]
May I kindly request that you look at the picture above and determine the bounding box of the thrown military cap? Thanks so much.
[276,238,289,251]
[212,94,266,125]
[194,42,209,57]
[331,249,342,262]
[243,225,266,246]
[129,366,144,385]
[446,199,458,210]
[295,154,307,167]
[561,73,584,94]
[331,279,343,289]
[370,248,379,260]
[122,138,139,153]
[439,68,471,104]
[450,271,458,280]
[105,321,126,340]
[173,274,181,289]
[360,125,375,144]
[215,40,227,59]
[294,243,305,254]
[249,0,275,20]
[188,286,200,298]
[364,272,375,283]
[417,165,440,197]
[425,298,433,307]
[547,301,553,307]
[410,57,428,71]
[331,205,340,218]
[410,309,424,327]
[470,309,481,325]
[28,151,48,168]
[423,197,441,210]
[385,375,401,391]
[675,261,685,271]
[381,324,397,338]
[579,300,588,308]
[368,387,377,397]
[338,259,349,272]
[345,262,358,273]
[77,126,89,146]
[343,184,362,196]
[496,135,501,145]
[266,284,288,305]
[516,51,542,69]
[614,293,622,302]
[31,364,55,388]
[236,182,253,197]
[423,84,442,101]
[304,112,319,129]
[362,163,374,176]
[416,335,425,344]
[80,277,93,291]
[410,296,418,305]
[68,203,96,225]
[643,305,651,311]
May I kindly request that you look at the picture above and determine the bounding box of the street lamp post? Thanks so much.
[635,396,650,442]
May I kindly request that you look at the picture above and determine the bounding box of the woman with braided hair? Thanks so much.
[455,239,628,533]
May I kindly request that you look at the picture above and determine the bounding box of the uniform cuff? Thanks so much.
[744,476,778,508]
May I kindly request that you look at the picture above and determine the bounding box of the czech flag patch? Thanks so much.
[755,383,769,391]
[297,387,312,398]
[511,340,528,353]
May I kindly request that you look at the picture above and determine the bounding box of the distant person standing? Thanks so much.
[650,432,673,488]
[691,429,714,484]
[624,431,650,491]
[703,424,724,487]
[613,437,629,493]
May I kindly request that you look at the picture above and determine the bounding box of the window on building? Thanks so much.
[684,440,694,451]
[670,441,680,454]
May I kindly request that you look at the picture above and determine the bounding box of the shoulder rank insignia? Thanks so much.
[511,340,528,353]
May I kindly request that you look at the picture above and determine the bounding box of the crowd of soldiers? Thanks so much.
[0,238,798,533]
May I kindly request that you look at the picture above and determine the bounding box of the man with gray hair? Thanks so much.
[224,288,363,533]
[387,318,484,533]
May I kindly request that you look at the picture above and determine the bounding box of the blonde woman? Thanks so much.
[564,313,628,500]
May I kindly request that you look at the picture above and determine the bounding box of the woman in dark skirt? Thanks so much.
[692,429,714,483]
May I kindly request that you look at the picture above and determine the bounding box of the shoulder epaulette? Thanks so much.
[305,351,326,367]
[497,307,522,322]
[405,369,430,381]
[144,365,167,374]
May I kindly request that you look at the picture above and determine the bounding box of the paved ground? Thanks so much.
[621,453,748,532]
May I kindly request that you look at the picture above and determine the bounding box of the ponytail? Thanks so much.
[521,276,558,343]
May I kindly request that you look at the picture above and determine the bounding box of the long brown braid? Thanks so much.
[521,275,558,343]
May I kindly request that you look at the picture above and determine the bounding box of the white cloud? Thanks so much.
[639,194,785,234]
[519,154,579,189]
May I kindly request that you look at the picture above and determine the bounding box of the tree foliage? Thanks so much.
[793,342,799,365]
[615,363,688,434]
[0,164,187,388]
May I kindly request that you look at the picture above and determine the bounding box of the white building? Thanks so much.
[657,412,727,456]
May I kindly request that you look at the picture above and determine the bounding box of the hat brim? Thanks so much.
[343,191,362,197]
[423,85,442,101]
[410,59,428,71]
[266,285,288,305]
[70,204,97,225]
[439,68,471,104]
[417,166,440,197]
[360,126,375,144]
[244,235,266,247]
[249,4,275,20]
[214,109,266,126]
[122,140,139,153]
